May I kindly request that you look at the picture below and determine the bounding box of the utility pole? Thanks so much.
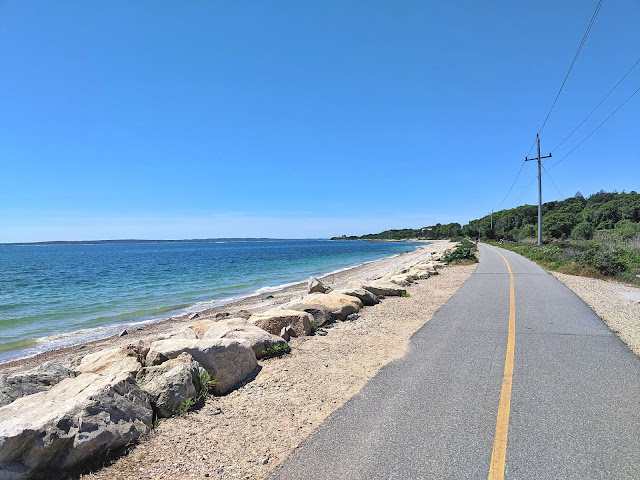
[525,134,552,245]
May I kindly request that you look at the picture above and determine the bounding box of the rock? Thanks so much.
[0,371,152,477]
[145,338,257,395]
[279,326,294,342]
[387,274,412,287]
[118,329,128,337]
[307,276,332,294]
[294,293,362,321]
[202,318,288,359]
[189,320,218,339]
[261,294,274,301]
[166,326,199,340]
[235,309,252,320]
[408,266,436,280]
[283,303,334,326]
[188,312,200,320]
[75,346,143,376]
[346,313,360,321]
[361,281,407,297]
[0,362,76,408]
[333,287,379,306]
[215,312,230,319]
[136,353,206,418]
[248,309,313,337]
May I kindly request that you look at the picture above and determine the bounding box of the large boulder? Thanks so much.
[296,293,362,321]
[333,287,380,306]
[249,309,313,337]
[283,304,335,327]
[75,346,145,376]
[0,362,76,408]
[188,320,218,339]
[145,338,257,395]
[360,281,407,297]
[165,326,199,340]
[386,274,412,287]
[308,276,332,294]
[0,371,152,478]
[408,266,436,280]
[136,353,206,418]
[202,318,288,359]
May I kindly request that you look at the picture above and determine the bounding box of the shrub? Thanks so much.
[571,221,595,240]
[443,240,478,264]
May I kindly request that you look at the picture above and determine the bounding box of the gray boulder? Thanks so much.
[145,338,257,395]
[75,346,145,376]
[136,352,206,418]
[0,361,76,408]
[386,274,412,287]
[249,309,313,337]
[333,288,380,306]
[202,318,288,359]
[295,293,362,321]
[360,281,407,297]
[308,276,332,294]
[0,371,152,478]
[283,303,335,326]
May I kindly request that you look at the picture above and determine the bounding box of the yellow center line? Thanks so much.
[488,249,516,480]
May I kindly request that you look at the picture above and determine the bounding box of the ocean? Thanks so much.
[0,239,420,363]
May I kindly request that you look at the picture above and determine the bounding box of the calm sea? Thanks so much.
[0,239,420,363]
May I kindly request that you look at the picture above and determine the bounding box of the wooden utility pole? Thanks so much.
[525,134,552,245]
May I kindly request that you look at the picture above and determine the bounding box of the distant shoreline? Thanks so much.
[0,238,329,247]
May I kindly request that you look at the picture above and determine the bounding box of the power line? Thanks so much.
[541,163,565,200]
[551,56,640,153]
[548,84,640,170]
[497,160,526,210]
[510,175,537,208]
[538,0,604,134]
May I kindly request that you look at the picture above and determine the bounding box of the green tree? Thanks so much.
[571,221,595,240]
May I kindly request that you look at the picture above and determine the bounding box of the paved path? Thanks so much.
[270,244,640,479]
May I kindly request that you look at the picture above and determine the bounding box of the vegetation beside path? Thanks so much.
[489,239,640,286]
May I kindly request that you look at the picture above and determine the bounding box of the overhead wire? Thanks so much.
[541,163,565,200]
[548,85,640,171]
[538,0,605,135]
[496,0,607,214]
[550,56,640,153]
[496,160,526,210]
[501,0,605,211]
[510,175,537,209]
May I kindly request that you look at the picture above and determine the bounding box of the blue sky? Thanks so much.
[1,1,638,242]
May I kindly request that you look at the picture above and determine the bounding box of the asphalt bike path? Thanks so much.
[270,244,639,479]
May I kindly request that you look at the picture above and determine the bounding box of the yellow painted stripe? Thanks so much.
[488,249,516,480]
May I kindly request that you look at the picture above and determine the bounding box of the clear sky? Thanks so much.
[1,1,638,242]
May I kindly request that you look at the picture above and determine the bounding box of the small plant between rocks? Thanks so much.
[170,371,218,417]
[261,342,291,358]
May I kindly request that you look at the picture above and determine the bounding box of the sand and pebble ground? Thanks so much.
[552,272,640,356]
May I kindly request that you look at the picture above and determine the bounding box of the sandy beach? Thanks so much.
[0,241,448,376]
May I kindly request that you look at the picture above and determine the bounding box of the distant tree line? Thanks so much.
[331,190,640,243]
[466,190,640,241]
[330,223,464,241]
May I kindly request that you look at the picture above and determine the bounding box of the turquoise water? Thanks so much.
[0,239,420,363]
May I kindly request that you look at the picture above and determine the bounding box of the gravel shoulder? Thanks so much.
[80,251,476,479]
[551,272,640,356]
